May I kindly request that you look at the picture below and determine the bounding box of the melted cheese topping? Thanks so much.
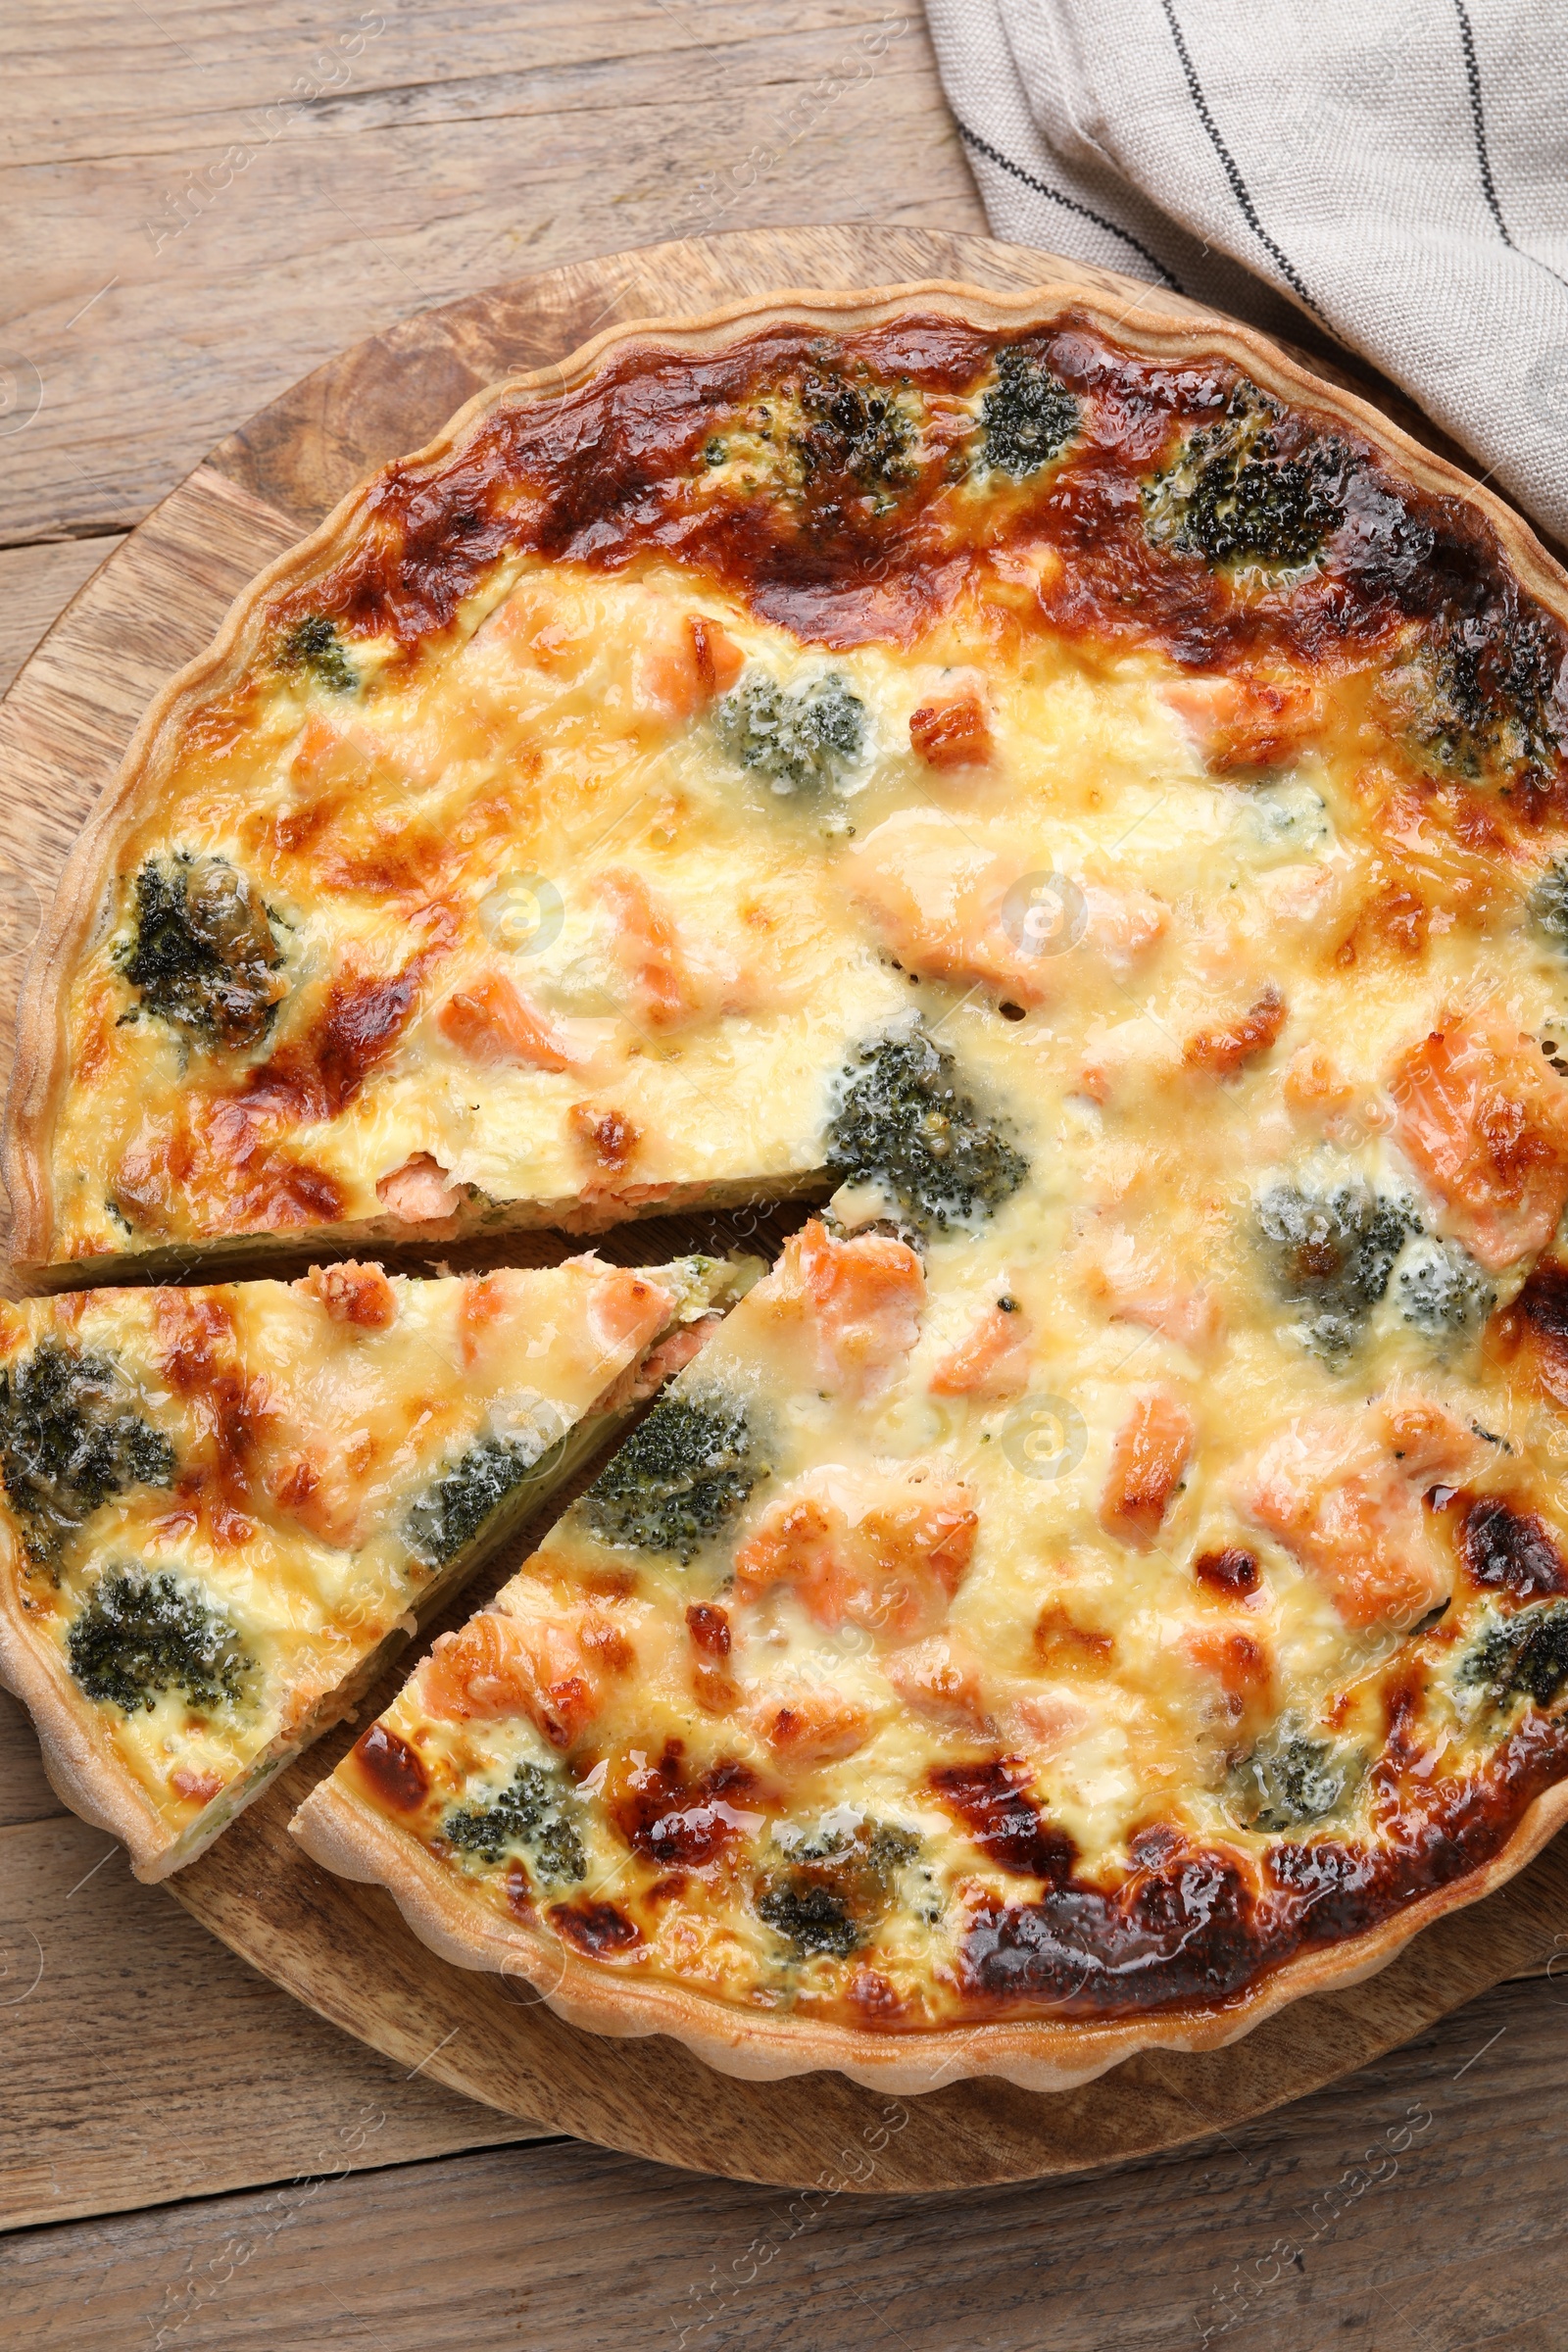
[338,1199,1568,2027]
[35,316,1568,2011]
[0,1254,748,1863]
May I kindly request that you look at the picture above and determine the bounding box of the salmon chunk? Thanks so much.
[1237,1398,1480,1629]
[417,1604,627,1746]
[1085,1231,1224,1358]
[883,1633,991,1732]
[634,611,744,722]
[909,688,994,770]
[930,1299,1033,1396]
[1164,672,1324,771]
[1100,1388,1195,1548]
[742,1684,873,1764]
[594,867,703,1028]
[734,1466,978,1642]
[437,969,573,1071]
[1392,1014,1568,1272]
[375,1153,463,1224]
[788,1218,926,1396]
[850,809,1166,1007]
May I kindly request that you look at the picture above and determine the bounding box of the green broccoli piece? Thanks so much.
[713,669,866,799]
[1402,607,1565,786]
[0,1342,175,1568]
[759,1817,926,1961]
[67,1566,250,1714]
[1460,1600,1568,1713]
[1532,859,1568,950]
[978,343,1079,478]
[404,1432,558,1570]
[1144,381,1345,570]
[1255,1176,1417,1359]
[757,1881,859,1960]
[783,1817,921,1879]
[793,366,916,492]
[825,1028,1029,1235]
[1395,1234,1495,1340]
[581,1395,759,1565]
[279,614,359,695]
[442,1758,586,1882]
[865,1823,922,1877]
[117,855,284,1051]
[1229,1727,1358,1834]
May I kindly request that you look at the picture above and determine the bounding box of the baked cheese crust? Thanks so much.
[16,287,1568,2062]
[300,1211,1568,2040]
[0,1252,753,1877]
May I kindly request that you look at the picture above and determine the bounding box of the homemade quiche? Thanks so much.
[0,1251,753,1877]
[11,282,1568,2084]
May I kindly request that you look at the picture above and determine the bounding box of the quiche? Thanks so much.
[13,280,1568,2086]
[0,1251,754,1878]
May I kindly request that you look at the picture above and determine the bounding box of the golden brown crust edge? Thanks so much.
[0,1517,416,1884]
[0,1526,192,1880]
[289,1766,1568,2096]
[18,275,1568,2070]
[11,274,1568,1279]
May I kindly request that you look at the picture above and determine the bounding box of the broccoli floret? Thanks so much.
[404,1432,555,1570]
[782,1816,921,1880]
[1255,1176,1417,1359]
[793,366,916,492]
[978,343,1079,478]
[117,855,284,1051]
[1531,860,1568,950]
[865,1823,922,1877]
[1459,1600,1568,1713]
[1395,1234,1495,1340]
[279,614,358,695]
[1245,777,1330,855]
[826,1028,1029,1235]
[442,1758,586,1882]
[1229,1726,1358,1834]
[1144,381,1345,571]
[0,1342,175,1568]
[67,1566,250,1714]
[760,1816,925,1960]
[581,1394,759,1565]
[1398,607,1566,787]
[713,669,866,799]
[757,1881,859,1960]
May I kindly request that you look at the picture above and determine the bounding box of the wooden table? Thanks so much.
[3,8,1567,2344]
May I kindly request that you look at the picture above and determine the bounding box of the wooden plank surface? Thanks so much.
[0,539,123,697]
[3,1974,1564,2351]
[3,0,984,546]
[5,0,1568,2334]
[0,1686,61,1831]
[0,1805,550,2232]
[13,220,1561,2191]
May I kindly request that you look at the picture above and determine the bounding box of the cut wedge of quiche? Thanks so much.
[0,1251,756,1878]
[14,280,1568,2086]
[295,1213,1568,2089]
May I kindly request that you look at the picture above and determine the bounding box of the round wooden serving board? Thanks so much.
[4,223,1567,2192]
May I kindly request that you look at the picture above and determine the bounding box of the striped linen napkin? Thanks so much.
[925,0,1568,541]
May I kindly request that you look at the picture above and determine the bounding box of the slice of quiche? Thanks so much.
[0,1250,757,1879]
[22,297,1566,1287]
[297,1204,1568,2086]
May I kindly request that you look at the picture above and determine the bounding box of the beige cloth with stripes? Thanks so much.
[925,0,1568,541]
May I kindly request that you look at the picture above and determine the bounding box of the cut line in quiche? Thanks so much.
[12,279,1568,2087]
[0,1251,756,1878]
[295,1217,1568,2090]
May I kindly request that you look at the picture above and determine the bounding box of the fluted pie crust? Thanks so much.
[12,280,1568,2089]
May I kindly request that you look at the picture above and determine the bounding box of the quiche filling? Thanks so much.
[0,1254,754,1873]
[20,310,1568,2023]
